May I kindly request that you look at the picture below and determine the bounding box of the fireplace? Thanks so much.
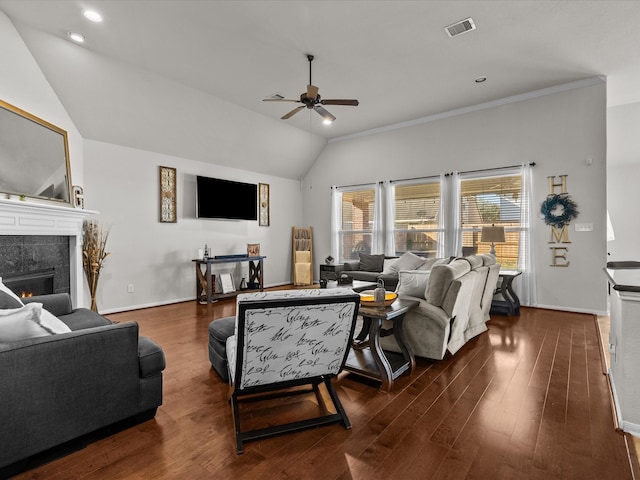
[0,198,96,307]
[0,235,70,297]
[2,268,56,297]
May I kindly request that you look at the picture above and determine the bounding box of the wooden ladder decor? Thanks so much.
[292,226,313,286]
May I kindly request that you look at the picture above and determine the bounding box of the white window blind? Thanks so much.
[338,186,376,261]
[392,180,441,257]
[459,172,522,269]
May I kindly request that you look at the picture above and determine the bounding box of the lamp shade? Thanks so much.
[481,225,505,243]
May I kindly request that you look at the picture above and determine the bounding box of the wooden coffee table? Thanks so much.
[344,297,418,392]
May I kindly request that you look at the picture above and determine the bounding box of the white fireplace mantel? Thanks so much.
[0,198,98,307]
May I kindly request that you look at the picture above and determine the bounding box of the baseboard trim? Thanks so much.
[534,303,608,316]
[100,296,196,315]
[622,421,640,438]
[101,282,294,314]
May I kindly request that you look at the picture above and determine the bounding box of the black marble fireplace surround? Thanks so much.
[0,235,70,296]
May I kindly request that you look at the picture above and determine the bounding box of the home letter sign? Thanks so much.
[542,175,579,267]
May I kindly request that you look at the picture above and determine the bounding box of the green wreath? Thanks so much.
[540,194,579,228]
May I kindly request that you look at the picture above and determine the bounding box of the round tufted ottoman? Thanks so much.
[208,316,235,382]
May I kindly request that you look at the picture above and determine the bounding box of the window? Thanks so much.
[336,186,376,261]
[392,180,442,257]
[458,173,522,269]
[331,165,534,305]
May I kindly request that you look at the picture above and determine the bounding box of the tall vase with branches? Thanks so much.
[82,219,110,312]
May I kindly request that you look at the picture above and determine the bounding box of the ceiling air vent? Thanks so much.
[444,18,476,37]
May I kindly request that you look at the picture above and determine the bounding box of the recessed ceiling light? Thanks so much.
[475,76,487,83]
[68,32,85,43]
[83,10,103,23]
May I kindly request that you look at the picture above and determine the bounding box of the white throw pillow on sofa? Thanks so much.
[0,302,71,342]
[381,258,398,274]
[389,252,427,274]
[39,306,72,334]
[0,303,51,342]
[397,270,431,299]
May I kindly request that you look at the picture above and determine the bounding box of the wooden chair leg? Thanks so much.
[230,395,244,454]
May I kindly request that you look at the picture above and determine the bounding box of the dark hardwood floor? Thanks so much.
[14,298,639,479]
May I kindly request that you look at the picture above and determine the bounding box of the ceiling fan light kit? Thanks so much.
[264,54,359,124]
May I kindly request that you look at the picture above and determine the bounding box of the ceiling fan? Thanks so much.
[263,54,359,124]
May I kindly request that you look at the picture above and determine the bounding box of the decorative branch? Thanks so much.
[82,219,110,312]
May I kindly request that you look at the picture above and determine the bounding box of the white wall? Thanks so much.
[303,82,608,314]
[607,102,640,262]
[607,164,640,261]
[83,140,303,313]
[0,11,83,188]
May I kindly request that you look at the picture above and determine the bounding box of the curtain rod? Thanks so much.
[332,163,536,189]
[461,162,536,176]
[390,174,441,184]
[331,182,384,189]
[332,181,383,190]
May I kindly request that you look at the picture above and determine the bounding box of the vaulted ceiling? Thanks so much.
[1,0,640,178]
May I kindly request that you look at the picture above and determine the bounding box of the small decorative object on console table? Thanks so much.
[82,219,110,312]
[247,243,260,257]
[220,273,235,294]
[325,255,334,265]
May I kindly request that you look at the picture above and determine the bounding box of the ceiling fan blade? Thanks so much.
[320,99,359,106]
[281,106,305,119]
[314,105,336,123]
[307,85,319,100]
[263,98,299,102]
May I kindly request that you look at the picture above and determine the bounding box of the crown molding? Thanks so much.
[329,76,606,144]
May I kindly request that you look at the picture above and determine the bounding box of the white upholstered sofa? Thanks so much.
[380,254,500,360]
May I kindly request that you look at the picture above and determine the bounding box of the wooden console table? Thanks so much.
[193,256,266,304]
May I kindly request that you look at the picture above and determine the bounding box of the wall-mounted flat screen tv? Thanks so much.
[196,175,257,220]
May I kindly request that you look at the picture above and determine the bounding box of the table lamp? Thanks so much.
[481,224,505,255]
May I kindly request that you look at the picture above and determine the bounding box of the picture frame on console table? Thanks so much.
[247,243,260,257]
[220,273,235,294]
[259,183,270,226]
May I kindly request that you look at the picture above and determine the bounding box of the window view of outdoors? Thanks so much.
[459,174,522,269]
[340,188,375,260]
[394,182,441,257]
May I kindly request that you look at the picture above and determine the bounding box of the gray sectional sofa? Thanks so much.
[0,292,165,475]
[380,254,500,360]
[342,252,430,290]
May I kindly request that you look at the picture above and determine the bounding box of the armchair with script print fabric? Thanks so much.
[226,288,360,453]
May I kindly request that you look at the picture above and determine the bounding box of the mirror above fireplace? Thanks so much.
[0,98,72,204]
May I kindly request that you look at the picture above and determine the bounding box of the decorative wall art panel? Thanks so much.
[159,166,177,223]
